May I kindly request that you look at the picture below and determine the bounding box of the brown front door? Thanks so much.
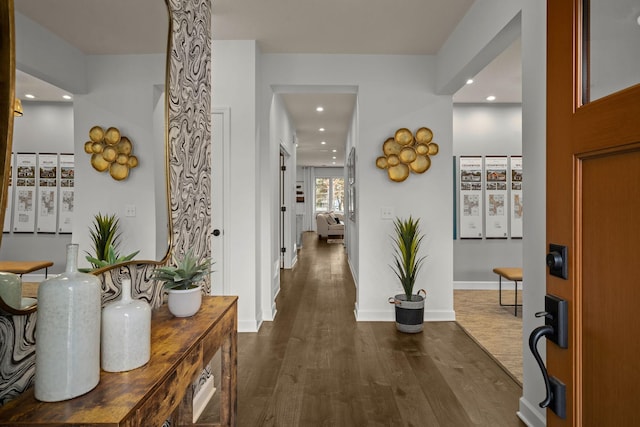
[547,0,640,425]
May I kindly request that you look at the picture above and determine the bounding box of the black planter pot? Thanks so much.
[390,292,425,333]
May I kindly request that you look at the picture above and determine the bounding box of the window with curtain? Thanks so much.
[315,177,344,213]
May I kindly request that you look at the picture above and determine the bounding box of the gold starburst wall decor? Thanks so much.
[84,126,139,181]
[375,127,439,182]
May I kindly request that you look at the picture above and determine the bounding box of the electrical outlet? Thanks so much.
[380,206,395,220]
[125,205,136,217]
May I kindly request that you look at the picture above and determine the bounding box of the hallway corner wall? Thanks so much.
[212,39,261,332]
[518,0,547,425]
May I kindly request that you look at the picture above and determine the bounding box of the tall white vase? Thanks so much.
[35,243,101,402]
[101,278,151,372]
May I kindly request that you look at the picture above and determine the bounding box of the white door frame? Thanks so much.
[211,106,230,295]
[280,144,295,269]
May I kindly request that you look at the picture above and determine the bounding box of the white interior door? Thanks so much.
[211,107,229,295]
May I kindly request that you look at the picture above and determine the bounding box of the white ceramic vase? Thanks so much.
[35,243,101,402]
[0,271,21,309]
[101,278,151,372]
[167,285,202,317]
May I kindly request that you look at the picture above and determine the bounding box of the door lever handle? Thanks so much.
[528,294,568,419]
[529,324,555,408]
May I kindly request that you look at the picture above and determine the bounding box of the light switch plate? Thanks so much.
[380,207,394,220]
[125,205,136,217]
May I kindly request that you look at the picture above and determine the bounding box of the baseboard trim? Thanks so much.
[347,258,358,287]
[355,310,394,322]
[192,375,216,423]
[348,258,359,318]
[454,280,523,290]
[239,319,261,333]
[425,310,456,321]
[356,309,455,322]
[517,396,546,427]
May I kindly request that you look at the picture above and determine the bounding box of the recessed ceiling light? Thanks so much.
[295,143,299,148]
[62,95,72,100]
[321,141,326,145]
[466,79,474,85]
[486,95,496,101]
[316,106,324,112]
[25,94,35,99]
[319,127,325,132]
[332,149,337,153]
[332,162,336,165]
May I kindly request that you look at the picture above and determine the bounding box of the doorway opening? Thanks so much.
[452,36,524,383]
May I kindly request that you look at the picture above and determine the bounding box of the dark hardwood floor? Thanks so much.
[203,232,525,426]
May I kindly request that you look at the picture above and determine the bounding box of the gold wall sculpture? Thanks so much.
[375,127,439,182]
[84,126,139,181]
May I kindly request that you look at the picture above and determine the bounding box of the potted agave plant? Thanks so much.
[152,249,211,317]
[388,216,427,333]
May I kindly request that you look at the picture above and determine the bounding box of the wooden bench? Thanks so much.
[0,260,53,278]
[492,267,522,316]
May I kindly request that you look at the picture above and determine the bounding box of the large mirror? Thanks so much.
[0,0,172,312]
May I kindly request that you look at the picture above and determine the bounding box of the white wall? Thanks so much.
[152,87,168,260]
[345,100,360,300]
[519,0,547,425]
[15,12,86,95]
[453,103,523,283]
[436,0,522,96]
[13,15,168,273]
[295,166,313,233]
[313,167,344,178]
[73,53,166,268]
[211,40,261,331]
[0,102,73,274]
[589,2,640,101]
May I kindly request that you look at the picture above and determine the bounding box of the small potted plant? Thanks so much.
[152,249,211,317]
[388,216,427,333]
[82,213,139,271]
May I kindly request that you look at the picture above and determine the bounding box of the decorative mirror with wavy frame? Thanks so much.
[0,0,212,404]
[0,3,13,245]
[0,0,176,314]
[0,2,18,315]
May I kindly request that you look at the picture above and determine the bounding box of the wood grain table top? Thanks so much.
[0,260,53,275]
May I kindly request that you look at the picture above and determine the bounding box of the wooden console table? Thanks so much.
[0,295,237,426]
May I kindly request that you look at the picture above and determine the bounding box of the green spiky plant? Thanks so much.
[85,246,139,270]
[84,213,139,270]
[152,249,212,290]
[391,216,426,300]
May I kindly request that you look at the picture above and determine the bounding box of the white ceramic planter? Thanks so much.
[167,286,202,317]
[101,278,151,372]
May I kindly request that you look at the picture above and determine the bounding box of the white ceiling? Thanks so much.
[14,0,522,167]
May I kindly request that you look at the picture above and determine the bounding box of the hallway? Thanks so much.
[208,232,525,426]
